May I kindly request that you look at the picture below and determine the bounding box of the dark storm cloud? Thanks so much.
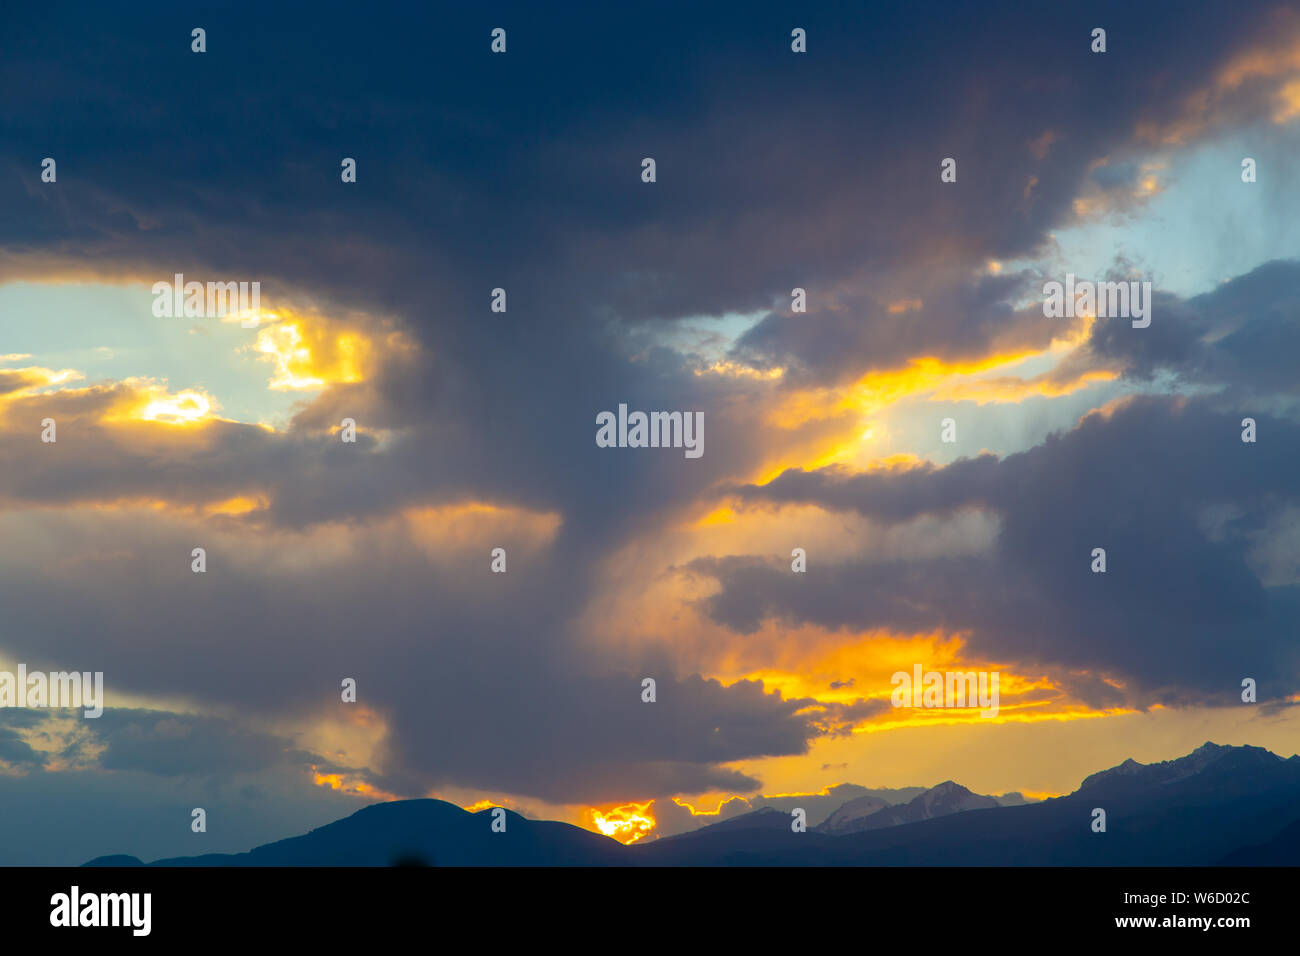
[0,0,1296,807]
[0,503,823,801]
[0,728,47,768]
[1089,259,1300,397]
[85,710,299,778]
[0,711,54,767]
[0,1,1285,331]
[376,673,816,804]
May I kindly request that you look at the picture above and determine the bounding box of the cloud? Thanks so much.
[1,0,1299,852]
[711,395,1300,706]
[85,710,301,778]
[1087,258,1300,398]
[0,710,49,768]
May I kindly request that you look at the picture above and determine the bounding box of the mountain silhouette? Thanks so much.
[816,794,892,833]
[816,781,997,835]
[653,805,797,842]
[85,799,625,866]
[993,792,1030,806]
[635,742,1300,865]
[83,743,1300,866]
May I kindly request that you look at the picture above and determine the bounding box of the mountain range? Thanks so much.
[85,742,1300,866]
[815,780,1000,835]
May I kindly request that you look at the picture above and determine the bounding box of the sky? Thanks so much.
[1,0,1299,861]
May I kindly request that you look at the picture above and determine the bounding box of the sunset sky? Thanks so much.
[2,1,1299,861]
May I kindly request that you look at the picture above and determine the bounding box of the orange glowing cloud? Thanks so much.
[750,345,1059,483]
[887,299,923,314]
[0,372,229,435]
[310,764,397,800]
[768,347,1056,432]
[588,801,656,844]
[250,314,370,391]
[684,622,1132,733]
[716,631,1057,711]
[929,367,1117,405]
[695,360,785,380]
[0,365,85,411]
[93,378,222,427]
[403,502,563,558]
